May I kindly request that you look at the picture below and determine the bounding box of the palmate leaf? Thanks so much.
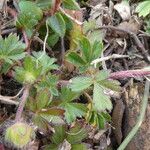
[70,76,93,92]
[38,74,59,96]
[59,87,87,123]
[60,103,87,123]
[32,51,58,74]
[0,34,25,64]
[15,56,42,84]
[17,1,43,36]
[93,83,112,112]
[60,87,80,102]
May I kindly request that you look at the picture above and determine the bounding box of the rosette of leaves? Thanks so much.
[0,34,25,73]
[66,36,103,72]
[44,124,88,150]
[15,52,58,84]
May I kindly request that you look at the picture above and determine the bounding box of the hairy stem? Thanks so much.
[109,70,150,79]
[117,79,150,150]
[15,85,30,122]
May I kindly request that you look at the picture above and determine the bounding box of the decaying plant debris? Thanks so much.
[0,0,150,150]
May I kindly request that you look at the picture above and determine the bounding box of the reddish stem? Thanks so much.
[109,70,150,79]
[7,6,17,18]
[22,29,29,47]
[15,85,30,122]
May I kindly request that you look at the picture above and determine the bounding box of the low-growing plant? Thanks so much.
[0,0,121,149]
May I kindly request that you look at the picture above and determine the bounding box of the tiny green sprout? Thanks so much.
[5,122,35,148]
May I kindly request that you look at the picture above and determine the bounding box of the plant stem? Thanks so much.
[15,85,30,122]
[109,70,150,79]
[117,79,150,150]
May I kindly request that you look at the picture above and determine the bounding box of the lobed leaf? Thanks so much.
[47,13,66,37]
[93,83,112,112]
[70,76,93,92]
[0,34,25,64]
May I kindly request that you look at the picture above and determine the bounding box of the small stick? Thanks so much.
[0,88,24,105]
[59,7,83,25]
[33,36,54,55]
[91,54,129,68]
[98,25,150,63]
[0,96,19,105]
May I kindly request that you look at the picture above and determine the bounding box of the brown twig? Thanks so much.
[33,36,54,56]
[1,28,17,35]
[98,25,150,63]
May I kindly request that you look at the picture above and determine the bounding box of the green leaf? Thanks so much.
[93,83,112,112]
[60,103,87,123]
[60,87,80,102]
[47,33,59,47]
[80,37,92,62]
[136,1,150,17]
[15,56,42,84]
[95,70,110,82]
[101,112,111,122]
[38,74,59,96]
[92,41,103,60]
[87,30,104,44]
[33,51,58,74]
[33,114,50,131]
[66,52,87,67]
[72,144,87,150]
[39,108,65,116]
[51,125,66,144]
[0,34,25,64]
[19,1,43,20]
[97,114,105,129]
[17,1,43,35]
[36,0,54,10]
[66,125,88,144]
[99,80,121,92]
[70,76,93,92]
[36,89,51,109]
[83,20,96,34]
[62,0,80,10]
[47,13,66,37]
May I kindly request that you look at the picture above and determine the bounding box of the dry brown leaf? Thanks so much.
[114,0,131,21]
